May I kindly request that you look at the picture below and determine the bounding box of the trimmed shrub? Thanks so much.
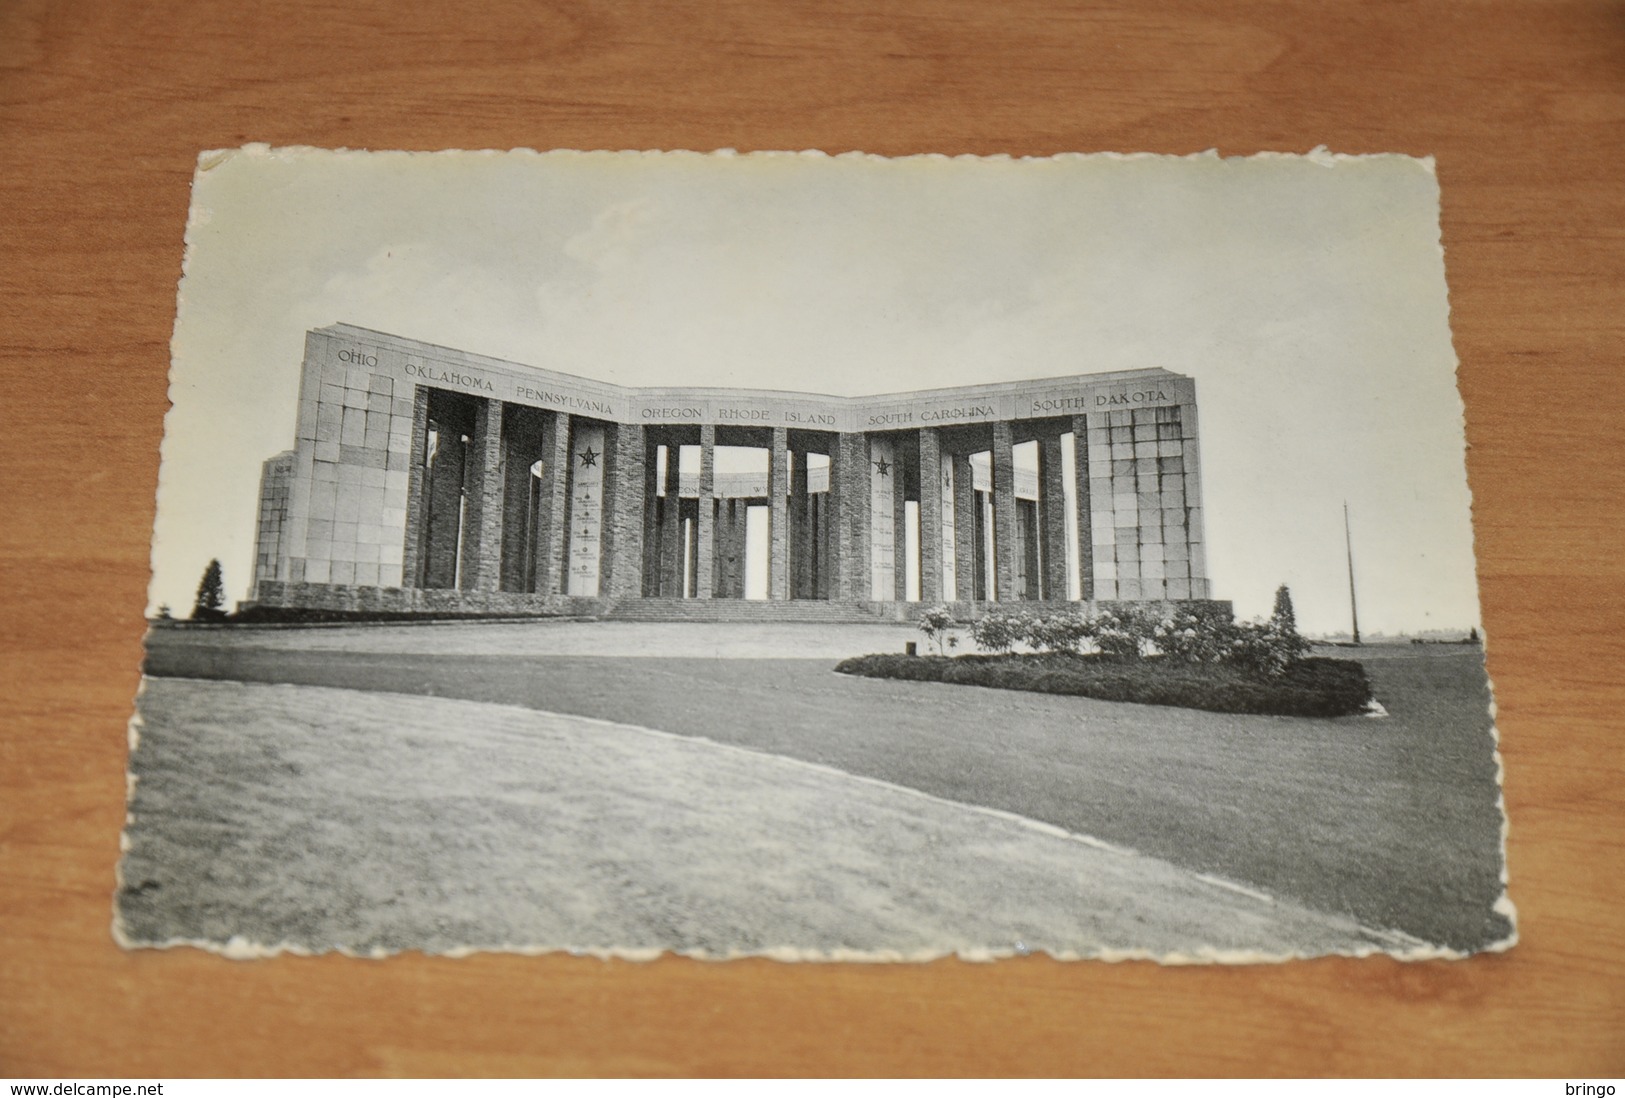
[1024,611,1093,655]
[916,605,960,655]
[1090,608,1155,660]
[964,586,1312,680]
[1226,618,1312,679]
[966,606,1158,660]
[970,611,1028,654]
[1152,611,1226,664]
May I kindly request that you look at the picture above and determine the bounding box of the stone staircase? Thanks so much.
[602,598,904,624]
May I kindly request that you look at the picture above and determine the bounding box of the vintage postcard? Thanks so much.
[118,147,1513,961]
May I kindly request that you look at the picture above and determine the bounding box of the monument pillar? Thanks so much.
[814,476,832,600]
[768,426,790,600]
[497,409,536,594]
[1038,431,1069,601]
[460,397,506,593]
[951,451,977,601]
[423,427,467,590]
[830,432,871,601]
[401,387,431,589]
[730,497,748,597]
[564,421,606,596]
[892,440,909,601]
[640,435,661,596]
[660,441,683,597]
[601,422,646,599]
[695,424,716,598]
[825,437,844,597]
[917,428,943,604]
[991,420,1018,601]
[866,435,897,600]
[1071,415,1094,600]
[537,411,571,596]
[790,450,811,599]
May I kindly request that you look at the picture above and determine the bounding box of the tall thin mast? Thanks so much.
[1344,501,1361,645]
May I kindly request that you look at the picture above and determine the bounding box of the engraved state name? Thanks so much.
[1029,388,1172,413]
[640,406,839,425]
[715,407,838,425]
[867,403,996,427]
[515,384,614,415]
[404,361,495,392]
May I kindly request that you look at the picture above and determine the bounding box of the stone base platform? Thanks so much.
[603,599,897,624]
[248,581,1230,626]
[247,581,605,618]
[603,598,1232,625]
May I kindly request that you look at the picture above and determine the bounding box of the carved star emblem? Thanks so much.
[578,447,599,468]
[874,458,891,477]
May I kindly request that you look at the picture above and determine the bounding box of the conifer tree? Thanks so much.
[1271,584,1297,632]
[192,559,226,621]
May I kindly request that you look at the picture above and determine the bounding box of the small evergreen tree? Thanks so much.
[1271,584,1297,632]
[192,559,226,622]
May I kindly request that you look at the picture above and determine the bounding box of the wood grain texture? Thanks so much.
[2,0,1621,1077]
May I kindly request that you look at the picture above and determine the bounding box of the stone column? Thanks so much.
[536,411,571,596]
[814,490,832,599]
[1071,415,1093,600]
[1038,431,1069,601]
[791,450,811,599]
[917,429,942,604]
[498,414,531,594]
[1020,500,1041,600]
[564,422,606,596]
[830,432,871,600]
[401,387,431,589]
[660,442,683,597]
[640,436,660,596]
[601,422,646,598]
[1180,400,1207,597]
[867,435,896,600]
[725,499,746,597]
[991,420,1018,601]
[712,499,729,597]
[423,431,466,590]
[826,441,845,598]
[892,443,909,601]
[952,452,977,601]
[768,426,790,600]
[459,398,506,592]
[695,424,716,598]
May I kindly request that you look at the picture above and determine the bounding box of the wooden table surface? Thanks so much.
[3,0,1622,1078]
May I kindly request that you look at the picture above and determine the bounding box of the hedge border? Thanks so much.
[834,653,1372,718]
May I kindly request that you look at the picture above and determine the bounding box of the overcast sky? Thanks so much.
[156,147,1479,635]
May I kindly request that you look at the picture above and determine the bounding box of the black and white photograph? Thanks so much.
[117,146,1513,962]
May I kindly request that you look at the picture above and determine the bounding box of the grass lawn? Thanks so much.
[144,632,1511,952]
[118,678,1400,958]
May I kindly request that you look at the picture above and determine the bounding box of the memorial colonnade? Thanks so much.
[251,324,1209,612]
[403,399,1128,606]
